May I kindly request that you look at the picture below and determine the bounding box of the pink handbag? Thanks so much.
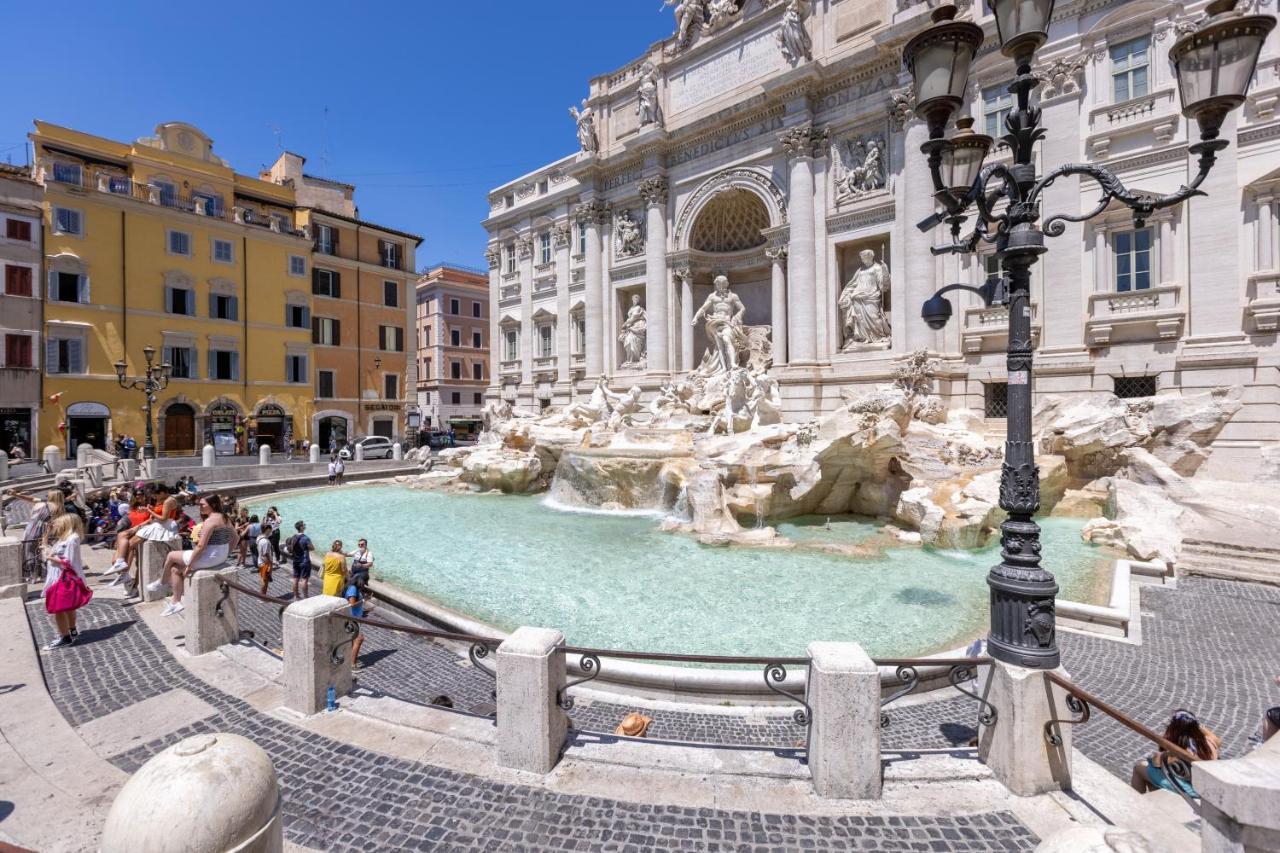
[45,558,93,614]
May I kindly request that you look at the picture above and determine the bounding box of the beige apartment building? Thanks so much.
[415,264,489,438]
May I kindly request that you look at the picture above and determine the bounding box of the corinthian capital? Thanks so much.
[778,123,828,160]
[484,245,501,270]
[638,176,669,207]
[572,199,610,225]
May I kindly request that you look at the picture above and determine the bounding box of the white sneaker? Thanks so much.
[146,579,167,593]
[109,573,126,587]
[161,602,185,617]
[105,559,128,574]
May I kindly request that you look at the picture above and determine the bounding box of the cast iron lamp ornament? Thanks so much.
[114,345,172,461]
[904,0,1274,669]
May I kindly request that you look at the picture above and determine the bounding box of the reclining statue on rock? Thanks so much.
[607,386,644,431]
[561,375,617,426]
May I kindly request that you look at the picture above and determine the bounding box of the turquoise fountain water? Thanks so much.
[251,484,1110,658]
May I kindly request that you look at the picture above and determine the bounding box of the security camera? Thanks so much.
[921,294,953,330]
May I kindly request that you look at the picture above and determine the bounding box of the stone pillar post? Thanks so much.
[392,442,403,461]
[202,444,215,467]
[354,443,364,462]
[576,201,608,379]
[977,661,1073,796]
[640,177,670,374]
[768,247,789,365]
[496,626,567,774]
[0,450,8,483]
[186,567,239,656]
[140,540,175,603]
[259,444,271,465]
[101,733,283,853]
[781,124,825,364]
[0,535,24,600]
[43,445,60,472]
[678,266,694,372]
[308,444,320,464]
[806,641,881,799]
[553,220,573,386]
[1196,739,1280,853]
[283,594,354,716]
[518,233,535,392]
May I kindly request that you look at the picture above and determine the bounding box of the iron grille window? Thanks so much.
[984,382,1009,418]
[1114,376,1157,399]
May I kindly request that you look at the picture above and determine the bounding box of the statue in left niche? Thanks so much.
[637,63,662,128]
[569,99,598,155]
[614,210,644,257]
[618,294,648,369]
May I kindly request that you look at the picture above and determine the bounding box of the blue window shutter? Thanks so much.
[209,292,217,317]
[67,338,83,373]
[208,351,214,379]
[232,352,240,381]
[162,345,172,366]
[165,286,174,314]
[47,271,57,301]
[228,297,238,322]
[45,338,59,373]
[190,348,198,379]
[79,275,90,304]
[302,306,310,327]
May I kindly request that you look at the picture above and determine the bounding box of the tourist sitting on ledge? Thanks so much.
[1130,709,1220,797]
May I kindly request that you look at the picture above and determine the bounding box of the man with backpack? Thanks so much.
[284,519,314,599]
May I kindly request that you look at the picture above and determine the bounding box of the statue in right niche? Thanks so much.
[839,248,892,349]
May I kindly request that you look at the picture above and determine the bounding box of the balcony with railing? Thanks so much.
[962,302,1040,354]
[1086,284,1184,346]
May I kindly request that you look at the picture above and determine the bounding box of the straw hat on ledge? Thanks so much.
[615,712,652,738]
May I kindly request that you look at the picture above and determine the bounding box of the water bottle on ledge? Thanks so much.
[326,685,336,711]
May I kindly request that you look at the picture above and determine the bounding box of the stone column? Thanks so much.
[1257,194,1278,272]
[767,247,789,365]
[553,220,572,386]
[677,266,695,372]
[0,535,23,600]
[575,201,608,379]
[496,626,567,774]
[283,594,354,716]
[1093,225,1109,292]
[140,540,175,603]
[806,641,881,799]
[640,177,670,374]
[486,244,502,398]
[518,233,535,392]
[186,567,239,656]
[977,662,1073,796]
[811,152,832,360]
[1157,214,1175,286]
[1196,739,1280,853]
[781,124,826,364]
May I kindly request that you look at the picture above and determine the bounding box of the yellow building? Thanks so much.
[32,121,316,457]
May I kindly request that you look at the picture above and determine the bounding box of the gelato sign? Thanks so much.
[669,26,784,114]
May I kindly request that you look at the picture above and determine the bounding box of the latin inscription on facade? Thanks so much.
[669,26,783,114]
[669,115,785,168]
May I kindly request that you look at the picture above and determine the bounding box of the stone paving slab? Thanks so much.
[74,686,218,759]
[27,596,1040,852]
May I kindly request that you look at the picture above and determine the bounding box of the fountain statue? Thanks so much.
[691,274,772,376]
[839,249,891,349]
[618,294,647,369]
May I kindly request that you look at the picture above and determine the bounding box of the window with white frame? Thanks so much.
[48,271,87,303]
[286,354,308,383]
[538,324,553,358]
[212,239,234,264]
[504,329,519,361]
[504,242,517,274]
[472,363,483,381]
[165,285,194,316]
[451,361,462,380]
[288,254,306,276]
[539,231,552,265]
[209,292,238,321]
[1113,228,1153,292]
[208,349,240,381]
[315,223,335,255]
[472,301,481,318]
[313,317,340,346]
[577,221,587,255]
[572,316,585,354]
[982,83,1014,139]
[472,330,482,348]
[983,254,1001,287]
[379,240,402,270]
[168,229,191,256]
[45,335,85,375]
[450,297,460,315]
[312,268,340,298]
[286,302,310,329]
[163,345,196,379]
[53,207,82,236]
[1110,36,1151,102]
[451,328,461,347]
[380,325,405,352]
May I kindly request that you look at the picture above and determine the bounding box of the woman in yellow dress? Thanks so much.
[321,540,348,598]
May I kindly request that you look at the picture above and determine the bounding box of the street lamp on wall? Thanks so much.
[903,0,1274,669]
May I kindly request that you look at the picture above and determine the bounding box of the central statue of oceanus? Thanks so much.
[691,274,772,375]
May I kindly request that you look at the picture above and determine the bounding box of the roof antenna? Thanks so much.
[320,106,331,172]
[267,123,284,151]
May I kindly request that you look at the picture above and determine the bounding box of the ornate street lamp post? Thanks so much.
[114,345,172,461]
[904,0,1274,668]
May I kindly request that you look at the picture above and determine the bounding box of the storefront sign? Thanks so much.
[66,401,110,417]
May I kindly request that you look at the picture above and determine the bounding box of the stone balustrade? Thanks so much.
[1246,272,1280,332]
[1085,283,1185,346]
[962,302,1041,354]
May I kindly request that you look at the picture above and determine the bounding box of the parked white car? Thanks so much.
[338,436,394,460]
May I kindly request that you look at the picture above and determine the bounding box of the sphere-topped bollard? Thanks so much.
[202,443,215,468]
[101,733,282,853]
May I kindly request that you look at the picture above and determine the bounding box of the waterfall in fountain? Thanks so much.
[668,484,692,524]
[749,465,765,530]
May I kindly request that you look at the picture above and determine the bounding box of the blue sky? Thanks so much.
[0,1,675,267]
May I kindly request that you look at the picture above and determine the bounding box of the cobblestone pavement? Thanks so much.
[230,569,1280,778]
[28,597,1038,852]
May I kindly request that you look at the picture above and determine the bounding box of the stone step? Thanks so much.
[1178,555,1280,586]
[1182,537,1280,560]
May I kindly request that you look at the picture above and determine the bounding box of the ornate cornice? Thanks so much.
[1239,120,1280,147]
[826,202,896,236]
[778,123,829,159]
[552,222,572,248]
[638,176,669,207]
[609,262,646,282]
[515,235,534,259]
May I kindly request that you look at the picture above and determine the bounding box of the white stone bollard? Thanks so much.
[140,540,175,603]
[354,443,364,462]
[101,732,283,853]
[186,567,240,655]
[202,443,215,467]
[1033,827,1159,852]
[121,458,139,480]
[282,595,354,715]
[76,443,92,467]
[0,535,24,600]
[1196,737,1280,853]
[42,444,60,472]
[978,661,1073,796]
[806,641,882,799]
[392,442,403,461]
[0,449,8,482]
[259,444,271,466]
[309,444,320,464]
[497,627,567,774]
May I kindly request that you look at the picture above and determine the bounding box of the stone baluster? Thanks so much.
[640,176,670,374]
[781,124,825,364]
